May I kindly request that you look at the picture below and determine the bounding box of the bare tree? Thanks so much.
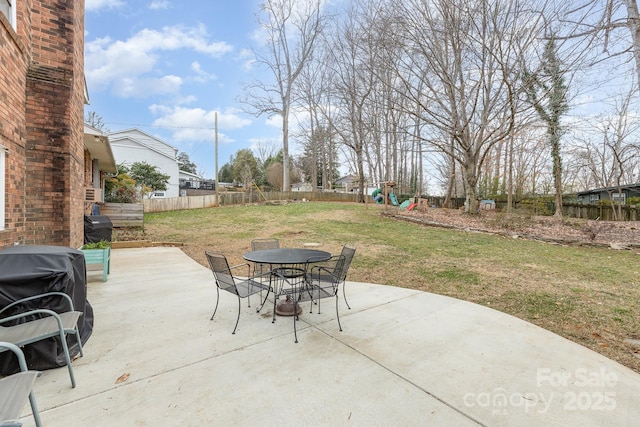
[322,1,378,201]
[240,0,326,191]
[388,0,547,214]
[524,37,570,217]
[558,1,640,94]
[572,85,640,218]
[84,111,110,133]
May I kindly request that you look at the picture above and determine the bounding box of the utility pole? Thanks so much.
[215,112,219,206]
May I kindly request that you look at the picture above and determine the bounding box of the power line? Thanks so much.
[105,121,214,130]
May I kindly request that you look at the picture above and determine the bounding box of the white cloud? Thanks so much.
[86,0,124,12]
[149,106,251,142]
[85,25,233,98]
[191,61,218,83]
[265,115,281,128]
[238,49,255,72]
[113,75,183,98]
[148,0,170,10]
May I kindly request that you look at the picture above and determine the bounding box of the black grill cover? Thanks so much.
[84,215,113,244]
[0,245,94,374]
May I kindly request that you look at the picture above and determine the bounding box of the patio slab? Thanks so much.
[17,247,640,426]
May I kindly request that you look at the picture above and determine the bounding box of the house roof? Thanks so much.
[84,124,117,174]
[336,174,358,185]
[179,170,202,179]
[108,128,179,163]
[576,183,640,196]
[109,128,178,151]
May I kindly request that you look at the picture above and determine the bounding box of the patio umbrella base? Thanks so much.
[275,298,302,316]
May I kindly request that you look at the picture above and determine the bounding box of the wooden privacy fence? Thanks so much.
[101,194,638,227]
[144,194,218,212]
[563,203,638,221]
[142,191,362,213]
[99,203,144,227]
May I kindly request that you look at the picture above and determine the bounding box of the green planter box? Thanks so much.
[81,247,111,282]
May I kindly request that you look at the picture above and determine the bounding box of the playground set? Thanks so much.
[372,182,418,211]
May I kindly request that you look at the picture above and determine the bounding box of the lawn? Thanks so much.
[140,201,640,373]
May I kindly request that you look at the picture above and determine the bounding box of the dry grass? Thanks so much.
[138,202,640,373]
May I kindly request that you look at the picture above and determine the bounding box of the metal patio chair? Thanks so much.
[205,251,273,334]
[336,245,356,309]
[274,249,353,343]
[308,245,356,310]
[0,292,84,388]
[250,238,280,276]
[0,342,42,427]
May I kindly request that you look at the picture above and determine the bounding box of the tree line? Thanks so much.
[240,0,640,215]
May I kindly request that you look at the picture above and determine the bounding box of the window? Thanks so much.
[589,194,599,203]
[612,192,626,205]
[1,0,15,29]
[0,147,5,231]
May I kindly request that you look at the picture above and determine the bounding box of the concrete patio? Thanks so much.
[17,247,640,426]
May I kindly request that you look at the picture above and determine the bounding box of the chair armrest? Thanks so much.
[270,269,296,286]
[250,269,278,281]
[0,292,75,317]
[0,341,29,372]
[223,262,251,277]
[309,255,344,277]
[0,308,68,329]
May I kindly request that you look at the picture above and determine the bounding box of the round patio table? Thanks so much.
[243,248,331,316]
[243,248,331,266]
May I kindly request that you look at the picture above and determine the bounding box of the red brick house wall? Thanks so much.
[0,0,85,249]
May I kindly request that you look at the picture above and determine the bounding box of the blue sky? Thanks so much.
[84,1,638,185]
[85,0,276,179]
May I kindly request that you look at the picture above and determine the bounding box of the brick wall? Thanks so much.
[0,10,28,248]
[0,0,85,249]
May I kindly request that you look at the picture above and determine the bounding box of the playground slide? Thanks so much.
[407,202,418,211]
[372,188,383,204]
[389,192,399,206]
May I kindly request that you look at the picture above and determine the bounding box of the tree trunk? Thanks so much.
[464,157,480,214]
[282,105,290,191]
[551,131,563,218]
[624,0,640,89]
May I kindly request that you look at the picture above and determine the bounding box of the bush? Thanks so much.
[82,240,111,249]
[519,198,553,216]
[105,173,139,203]
[627,197,640,206]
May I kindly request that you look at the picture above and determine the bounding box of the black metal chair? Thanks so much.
[205,251,272,334]
[280,248,354,343]
[307,245,356,309]
[250,238,281,307]
[337,245,356,309]
[250,238,280,251]
[250,238,280,274]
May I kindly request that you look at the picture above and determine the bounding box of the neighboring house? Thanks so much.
[291,182,313,192]
[108,129,180,198]
[1,2,86,248]
[336,174,359,192]
[83,124,117,209]
[179,170,202,189]
[576,183,640,205]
